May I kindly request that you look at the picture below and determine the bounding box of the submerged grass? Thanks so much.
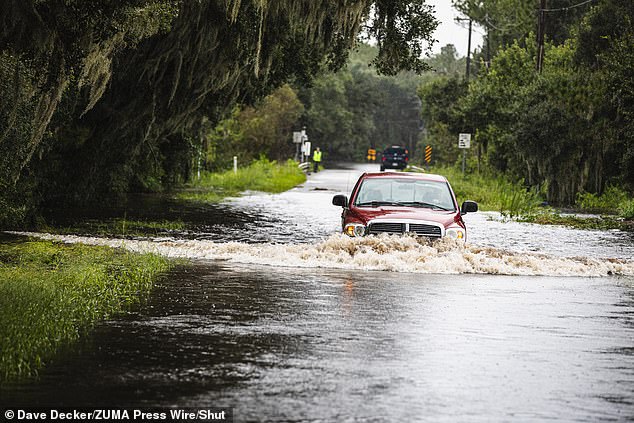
[519,212,629,231]
[178,158,306,203]
[0,237,172,381]
[39,219,187,238]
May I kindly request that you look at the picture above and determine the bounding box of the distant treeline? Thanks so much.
[204,44,425,170]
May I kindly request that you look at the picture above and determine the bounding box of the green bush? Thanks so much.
[620,200,634,220]
[576,186,629,213]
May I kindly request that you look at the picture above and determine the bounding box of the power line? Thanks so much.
[484,17,523,33]
[543,0,596,12]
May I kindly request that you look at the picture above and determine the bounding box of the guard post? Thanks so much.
[424,145,432,171]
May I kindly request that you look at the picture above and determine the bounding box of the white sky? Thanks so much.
[427,0,484,57]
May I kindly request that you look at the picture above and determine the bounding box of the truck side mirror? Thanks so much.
[461,200,478,214]
[332,195,348,208]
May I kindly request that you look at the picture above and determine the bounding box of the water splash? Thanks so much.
[10,232,634,277]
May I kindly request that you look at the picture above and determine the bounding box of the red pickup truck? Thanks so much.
[332,171,478,241]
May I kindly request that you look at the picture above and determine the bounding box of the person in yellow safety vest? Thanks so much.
[312,147,322,173]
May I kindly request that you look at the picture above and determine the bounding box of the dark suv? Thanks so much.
[380,146,409,171]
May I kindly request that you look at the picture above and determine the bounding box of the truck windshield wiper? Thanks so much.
[355,201,401,207]
[398,201,453,211]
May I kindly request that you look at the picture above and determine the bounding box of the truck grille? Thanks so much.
[409,224,442,237]
[367,222,443,238]
[368,222,405,234]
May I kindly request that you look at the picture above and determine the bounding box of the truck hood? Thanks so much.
[350,206,458,228]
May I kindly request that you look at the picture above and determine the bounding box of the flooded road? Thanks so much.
[4,265,634,421]
[4,164,634,421]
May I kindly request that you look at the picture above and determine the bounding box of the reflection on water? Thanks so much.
[40,193,286,243]
[3,264,634,421]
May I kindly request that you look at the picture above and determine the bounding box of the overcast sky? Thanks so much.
[427,0,484,57]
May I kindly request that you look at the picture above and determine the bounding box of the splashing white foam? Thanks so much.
[10,231,634,277]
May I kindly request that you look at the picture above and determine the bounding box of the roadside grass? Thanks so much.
[423,165,543,218]
[0,237,172,381]
[576,186,634,220]
[177,158,306,203]
[621,200,634,220]
[417,165,634,231]
[30,159,305,238]
[524,186,634,230]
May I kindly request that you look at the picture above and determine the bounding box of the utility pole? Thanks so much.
[455,17,473,81]
[455,16,473,175]
[537,0,546,72]
[466,18,472,81]
[485,13,491,70]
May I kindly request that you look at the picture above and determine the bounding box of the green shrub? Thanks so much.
[620,200,634,220]
[575,186,634,219]
[576,186,629,213]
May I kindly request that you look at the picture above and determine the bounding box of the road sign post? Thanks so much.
[302,141,311,164]
[293,131,302,161]
[294,127,309,163]
[458,133,471,175]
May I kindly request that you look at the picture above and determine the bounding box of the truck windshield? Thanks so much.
[354,178,455,211]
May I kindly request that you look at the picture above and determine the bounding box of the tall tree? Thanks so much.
[575,0,634,189]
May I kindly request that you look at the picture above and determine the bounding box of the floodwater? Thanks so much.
[4,164,634,421]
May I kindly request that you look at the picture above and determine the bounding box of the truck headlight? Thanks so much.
[446,228,465,240]
[344,223,366,237]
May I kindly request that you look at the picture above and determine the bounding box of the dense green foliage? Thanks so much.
[0,0,438,224]
[2,0,632,219]
[144,42,428,169]
[420,0,634,206]
[203,85,305,171]
[0,238,171,380]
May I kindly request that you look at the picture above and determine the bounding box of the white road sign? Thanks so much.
[302,141,311,156]
[459,133,471,149]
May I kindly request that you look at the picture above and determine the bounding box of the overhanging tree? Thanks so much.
[0,0,438,210]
